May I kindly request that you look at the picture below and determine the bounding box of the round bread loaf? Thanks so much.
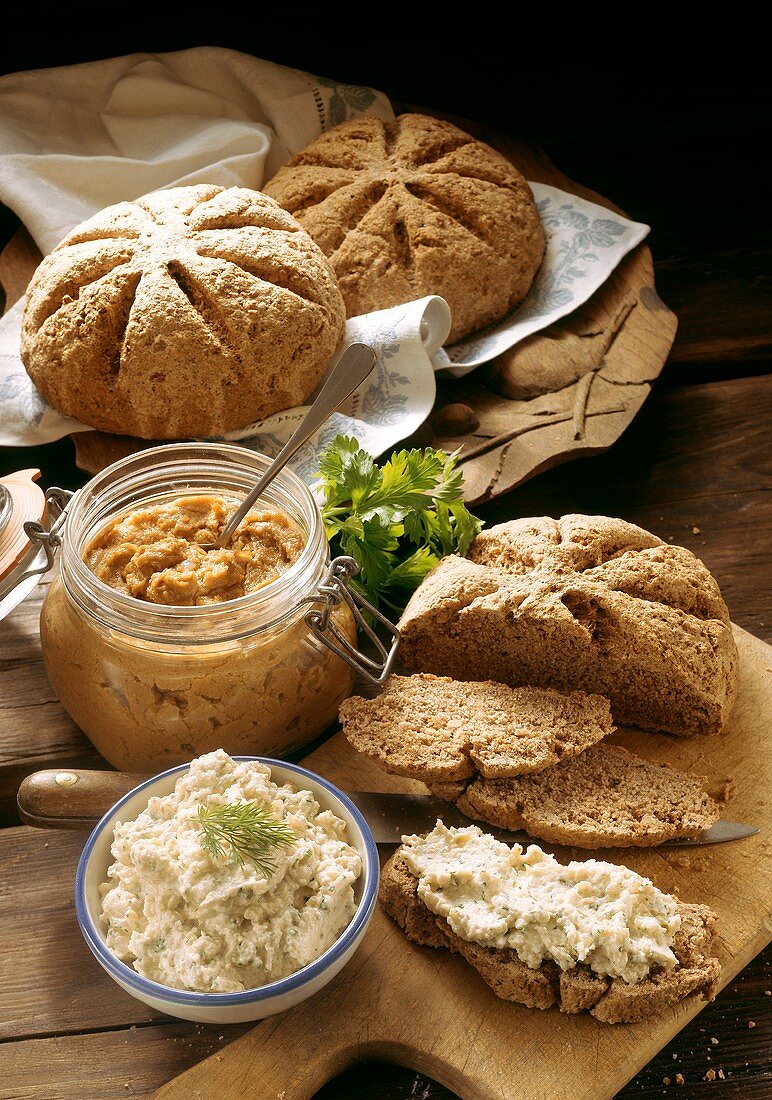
[264,114,545,343]
[20,185,346,439]
[398,514,739,737]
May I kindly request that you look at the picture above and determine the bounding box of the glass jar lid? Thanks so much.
[0,469,50,619]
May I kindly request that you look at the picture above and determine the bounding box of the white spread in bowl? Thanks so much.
[401,822,681,983]
[99,750,362,993]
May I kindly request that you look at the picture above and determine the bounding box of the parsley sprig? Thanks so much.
[319,436,483,613]
[197,802,294,878]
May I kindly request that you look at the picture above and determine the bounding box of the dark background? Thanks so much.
[0,19,766,235]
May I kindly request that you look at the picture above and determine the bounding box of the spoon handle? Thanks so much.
[216,342,376,547]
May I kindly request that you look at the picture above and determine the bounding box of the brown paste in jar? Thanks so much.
[42,490,355,770]
[84,495,305,605]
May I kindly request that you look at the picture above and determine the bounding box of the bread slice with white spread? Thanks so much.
[397,515,739,737]
[339,673,614,783]
[381,842,721,1024]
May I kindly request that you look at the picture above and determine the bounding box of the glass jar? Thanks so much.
[35,443,393,772]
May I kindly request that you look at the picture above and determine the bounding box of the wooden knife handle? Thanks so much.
[17,769,146,829]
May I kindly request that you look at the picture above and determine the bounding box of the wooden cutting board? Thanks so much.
[153,624,771,1100]
[0,113,677,505]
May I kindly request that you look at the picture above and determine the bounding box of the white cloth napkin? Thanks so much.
[0,48,648,463]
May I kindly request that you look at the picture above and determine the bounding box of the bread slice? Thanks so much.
[397,515,739,737]
[426,779,471,802]
[339,673,613,783]
[456,743,719,847]
[381,851,721,1023]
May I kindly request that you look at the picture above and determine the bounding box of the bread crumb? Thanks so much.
[765,989,771,996]
[675,1073,685,1085]
[663,1077,671,1086]
[672,1053,678,1060]
[708,776,736,803]
[704,1069,716,1082]
[748,1020,756,1028]
[692,526,701,534]
[718,1069,725,1080]
[710,1036,719,1045]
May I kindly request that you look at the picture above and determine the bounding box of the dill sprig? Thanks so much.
[197,801,295,878]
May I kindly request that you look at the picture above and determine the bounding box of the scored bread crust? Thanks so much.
[338,673,614,783]
[381,851,721,1024]
[20,185,346,439]
[264,113,545,343]
[398,515,739,737]
[455,743,720,847]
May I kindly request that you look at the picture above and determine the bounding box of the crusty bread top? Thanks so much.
[339,672,613,782]
[381,849,721,1024]
[469,515,728,620]
[456,743,720,847]
[21,185,345,439]
[264,113,545,342]
[398,514,739,737]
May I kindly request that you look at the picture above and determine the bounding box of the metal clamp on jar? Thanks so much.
[0,471,71,619]
[0,444,401,772]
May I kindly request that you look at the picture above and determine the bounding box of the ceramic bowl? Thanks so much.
[75,757,379,1023]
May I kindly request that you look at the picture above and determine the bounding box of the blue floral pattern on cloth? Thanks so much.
[434,182,649,375]
[0,358,47,427]
[221,297,447,484]
[312,76,378,130]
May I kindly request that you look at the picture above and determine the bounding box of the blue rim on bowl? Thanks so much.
[75,756,380,1006]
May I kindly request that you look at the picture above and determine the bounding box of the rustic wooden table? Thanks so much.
[0,120,770,1098]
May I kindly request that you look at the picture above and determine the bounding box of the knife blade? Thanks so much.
[17,769,758,846]
[347,791,759,846]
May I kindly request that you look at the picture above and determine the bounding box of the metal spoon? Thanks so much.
[208,342,377,549]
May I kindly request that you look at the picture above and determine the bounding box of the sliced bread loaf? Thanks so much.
[381,850,721,1023]
[397,515,739,737]
[338,673,613,782]
[456,743,719,847]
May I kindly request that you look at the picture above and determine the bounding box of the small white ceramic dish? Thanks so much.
[75,757,379,1023]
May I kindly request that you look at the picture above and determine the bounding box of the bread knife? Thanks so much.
[16,769,758,845]
[346,791,758,845]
